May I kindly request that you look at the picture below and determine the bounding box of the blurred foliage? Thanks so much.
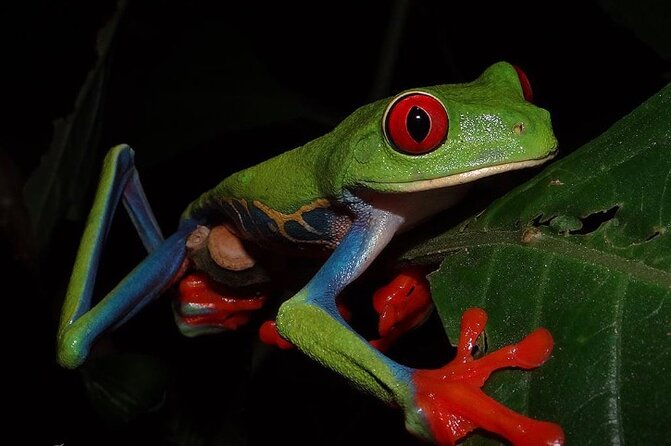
[23,0,126,252]
[598,0,671,58]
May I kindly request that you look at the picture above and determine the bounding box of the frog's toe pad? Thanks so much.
[174,272,266,336]
[259,320,294,349]
[411,308,564,445]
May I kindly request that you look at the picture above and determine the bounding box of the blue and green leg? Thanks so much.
[275,201,564,445]
[57,145,198,369]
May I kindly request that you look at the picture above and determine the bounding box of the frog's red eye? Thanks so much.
[513,65,534,102]
[384,93,449,155]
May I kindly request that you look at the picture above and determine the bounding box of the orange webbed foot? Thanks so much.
[411,308,564,445]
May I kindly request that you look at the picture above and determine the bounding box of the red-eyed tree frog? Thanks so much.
[57,61,564,445]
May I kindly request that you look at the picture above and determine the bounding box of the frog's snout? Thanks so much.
[513,107,557,158]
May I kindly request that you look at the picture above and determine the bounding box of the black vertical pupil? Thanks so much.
[406,106,430,142]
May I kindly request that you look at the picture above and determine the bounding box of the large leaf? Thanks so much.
[404,84,671,444]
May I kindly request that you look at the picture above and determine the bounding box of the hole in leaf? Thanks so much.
[471,330,488,359]
[532,214,552,227]
[645,231,661,242]
[532,205,620,235]
[571,205,620,235]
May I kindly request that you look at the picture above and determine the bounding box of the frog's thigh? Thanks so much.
[187,224,256,271]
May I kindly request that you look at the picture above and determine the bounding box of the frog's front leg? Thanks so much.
[275,198,564,445]
[276,200,411,406]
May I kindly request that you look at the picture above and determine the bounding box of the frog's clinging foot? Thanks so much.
[175,272,267,336]
[411,308,564,445]
[369,267,433,352]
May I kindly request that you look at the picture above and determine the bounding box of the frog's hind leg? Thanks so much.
[57,145,197,369]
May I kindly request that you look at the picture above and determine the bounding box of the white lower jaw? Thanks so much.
[364,152,557,193]
[357,151,557,232]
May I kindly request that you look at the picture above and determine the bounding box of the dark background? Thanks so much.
[3,1,669,445]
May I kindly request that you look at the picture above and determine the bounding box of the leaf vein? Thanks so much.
[408,229,671,288]
[608,276,627,445]
[659,167,671,226]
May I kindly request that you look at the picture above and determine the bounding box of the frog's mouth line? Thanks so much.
[366,151,557,193]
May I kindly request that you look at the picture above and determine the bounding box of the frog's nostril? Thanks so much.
[513,122,525,135]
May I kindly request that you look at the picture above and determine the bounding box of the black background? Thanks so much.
[3,1,669,445]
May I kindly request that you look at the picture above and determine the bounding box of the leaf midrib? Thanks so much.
[409,229,671,288]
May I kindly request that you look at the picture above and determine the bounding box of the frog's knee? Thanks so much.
[57,326,90,369]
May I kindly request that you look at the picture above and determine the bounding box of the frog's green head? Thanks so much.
[340,61,557,193]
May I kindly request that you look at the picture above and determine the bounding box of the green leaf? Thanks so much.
[405,84,671,444]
